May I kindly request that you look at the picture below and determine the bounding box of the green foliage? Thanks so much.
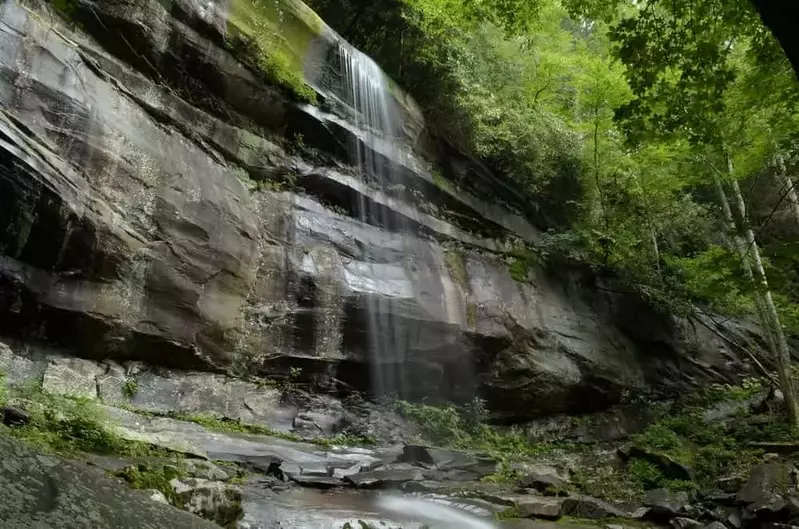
[627,459,665,490]
[0,381,161,457]
[395,400,570,466]
[123,379,138,399]
[395,401,470,447]
[49,0,77,18]
[665,246,753,315]
[698,378,764,405]
[633,423,679,452]
[115,462,187,505]
[169,411,301,440]
[624,377,789,489]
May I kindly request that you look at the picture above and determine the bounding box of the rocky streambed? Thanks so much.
[2,340,798,529]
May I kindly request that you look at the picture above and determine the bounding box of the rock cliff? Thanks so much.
[0,0,759,420]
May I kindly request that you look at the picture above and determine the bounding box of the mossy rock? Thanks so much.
[226,0,323,102]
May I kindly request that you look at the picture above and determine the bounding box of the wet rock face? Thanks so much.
[0,0,758,420]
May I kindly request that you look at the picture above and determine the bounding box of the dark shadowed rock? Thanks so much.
[396,444,497,481]
[704,523,728,529]
[0,434,220,528]
[671,517,702,529]
[289,474,343,489]
[738,462,799,521]
[718,476,747,493]
[702,392,768,424]
[518,472,567,494]
[1,406,29,427]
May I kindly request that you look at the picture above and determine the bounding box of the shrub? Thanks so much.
[628,459,664,490]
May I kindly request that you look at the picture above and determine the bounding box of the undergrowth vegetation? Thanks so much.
[397,377,791,502]
[395,398,574,482]
[0,374,170,458]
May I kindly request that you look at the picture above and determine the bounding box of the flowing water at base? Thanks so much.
[240,487,497,529]
[376,495,498,529]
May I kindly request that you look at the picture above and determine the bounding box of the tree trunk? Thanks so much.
[775,154,799,229]
[632,173,660,275]
[709,162,777,354]
[784,175,799,229]
[727,158,799,429]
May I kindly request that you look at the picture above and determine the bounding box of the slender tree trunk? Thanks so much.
[593,115,610,264]
[710,163,777,355]
[776,153,799,229]
[632,173,660,275]
[785,175,799,229]
[726,154,799,429]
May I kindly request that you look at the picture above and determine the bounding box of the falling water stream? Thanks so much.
[338,42,411,399]
[329,41,495,529]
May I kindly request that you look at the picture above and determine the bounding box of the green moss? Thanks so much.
[507,248,539,283]
[0,381,166,458]
[466,301,477,328]
[226,0,321,103]
[170,411,302,439]
[508,258,530,282]
[114,462,187,505]
[443,248,470,292]
[496,504,521,520]
[431,170,457,193]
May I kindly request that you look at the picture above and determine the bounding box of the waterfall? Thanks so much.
[338,42,410,399]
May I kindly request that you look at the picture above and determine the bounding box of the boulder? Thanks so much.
[718,476,747,493]
[183,460,230,482]
[702,392,768,424]
[670,518,702,529]
[562,496,630,519]
[737,462,799,521]
[345,468,425,488]
[704,523,728,529]
[170,478,243,527]
[145,489,170,505]
[645,488,690,519]
[518,472,568,494]
[516,496,568,519]
[42,357,105,400]
[289,474,343,489]
[333,462,366,479]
